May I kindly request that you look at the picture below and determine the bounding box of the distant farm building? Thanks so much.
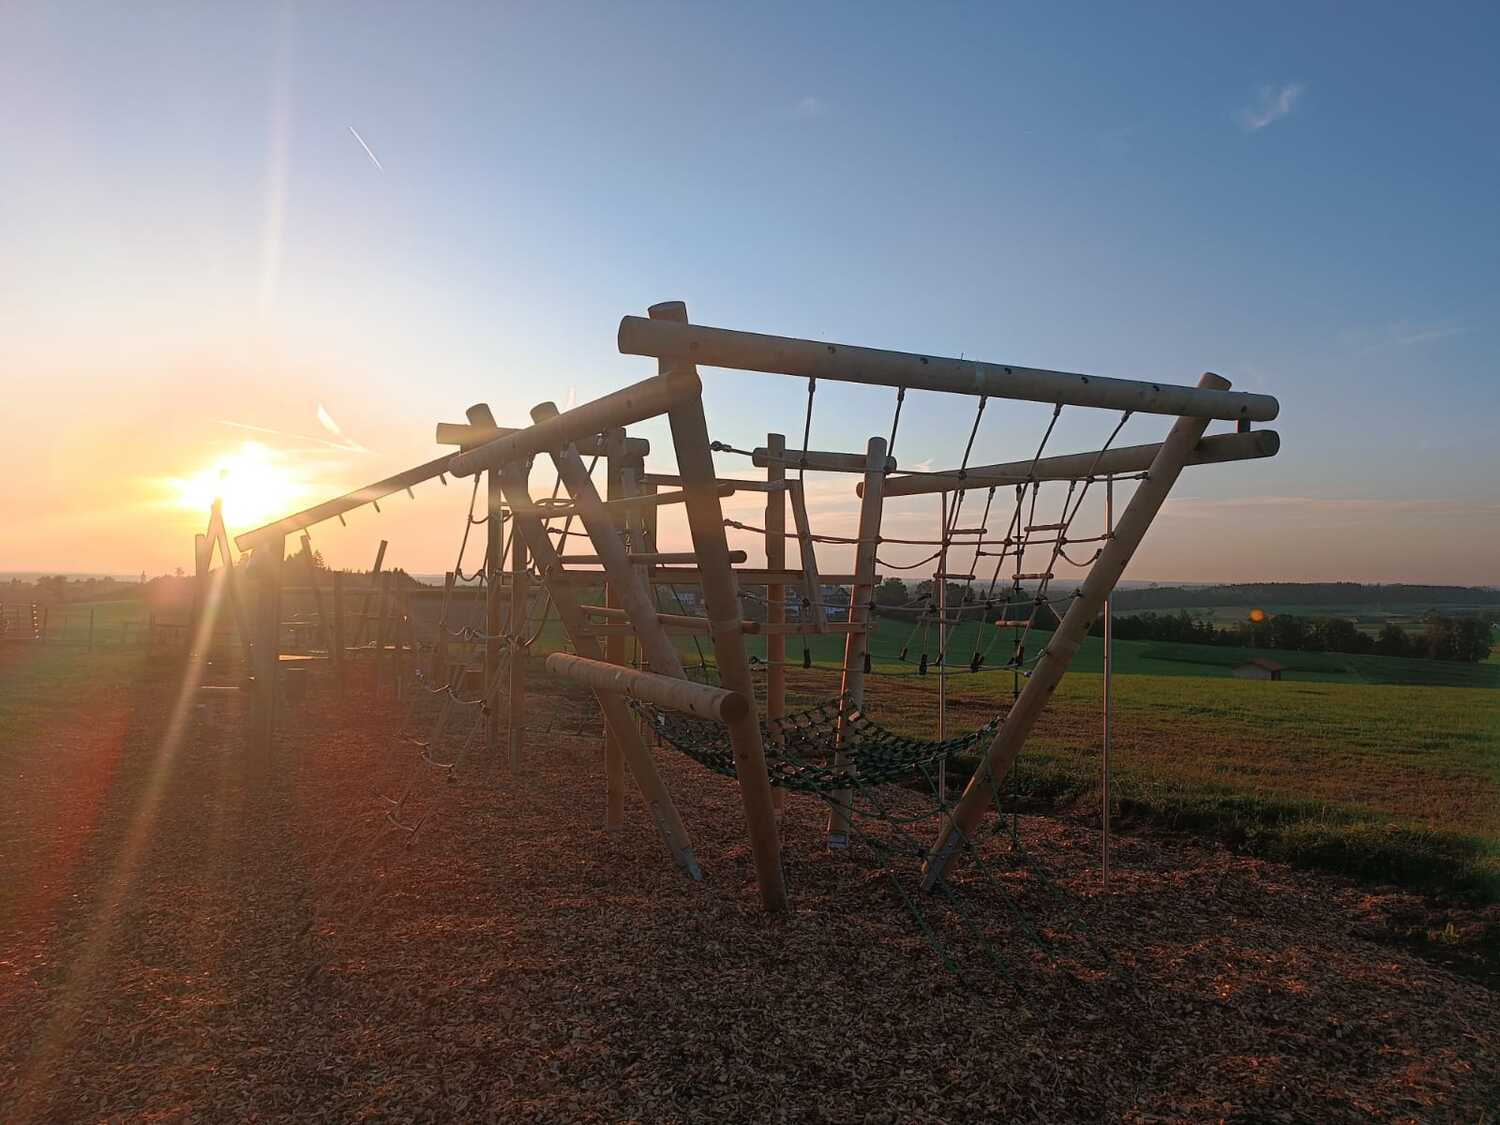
[1232,656,1285,681]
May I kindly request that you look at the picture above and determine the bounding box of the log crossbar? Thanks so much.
[872,429,1281,497]
[750,447,899,474]
[546,653,749,723]
[619,317,1280,422]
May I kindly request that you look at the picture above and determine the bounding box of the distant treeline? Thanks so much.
[1090,609,1496,663]
[1109,582,1500,612]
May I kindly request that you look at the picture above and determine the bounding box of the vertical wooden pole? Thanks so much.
[331,569,346,695]
[653,299,787,913]
[499,464,699,877]
[603,429,628,830]
[508,520,528,773]
[765,433,788,816]
[466,403,505,760]
[923,375,1228,889]
[826,436,888,845]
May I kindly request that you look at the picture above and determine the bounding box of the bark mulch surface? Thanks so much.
[2,655,1496,1122]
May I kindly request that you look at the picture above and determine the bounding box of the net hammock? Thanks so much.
[637,694,1000,792]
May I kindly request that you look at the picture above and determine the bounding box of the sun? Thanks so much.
[173,441,308,528]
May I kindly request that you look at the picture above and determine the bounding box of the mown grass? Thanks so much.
[858,671,1500,901]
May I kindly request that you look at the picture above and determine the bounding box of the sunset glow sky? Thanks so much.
[3,3,1496,584]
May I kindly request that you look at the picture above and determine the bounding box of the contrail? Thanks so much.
[348,125,384,172]
[214,419,367,454]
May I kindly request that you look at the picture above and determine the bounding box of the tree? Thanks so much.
[874,577,908,606]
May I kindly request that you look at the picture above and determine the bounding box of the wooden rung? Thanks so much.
[559,550,745,566]
[932,572,976,581]
[579,605,762,634]
[522,483,735,520]
[1013,572,1054,581]
[993,618,1032,627]
[946,527,988,535]
[1024,523,1067,532]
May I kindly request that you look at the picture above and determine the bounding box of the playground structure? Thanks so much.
[218,299,1280,918]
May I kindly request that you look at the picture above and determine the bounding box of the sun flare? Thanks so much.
[172,441,307,528]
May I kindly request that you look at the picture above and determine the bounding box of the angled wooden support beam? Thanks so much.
[751,447,899,474]
[619,316,1280,422]
[499,463,699,878]
[546,653,749,723]
[654,299,787,913]
[535,405,688,681]
[450,370,701,478]
[207,500,254,667]
[875,429,1281,498]
[236,457,453,552]
[922,374,1229,891]
[437,420,650,459]
[828,436,888,846]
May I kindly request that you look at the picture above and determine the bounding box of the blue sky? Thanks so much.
[2,2,1496,582]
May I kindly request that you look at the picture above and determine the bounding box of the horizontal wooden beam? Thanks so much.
[640,473,785,493]
[545,652,748,722]
[749,447,898,474]
[873,428,1280,497]
[619,316,1279,422]
[449,371,701,477]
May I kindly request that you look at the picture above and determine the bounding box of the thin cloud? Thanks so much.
[1240,82,1303,131]
[1343,316,1469,353]
[348,125,384,172]
[793,95,829,119]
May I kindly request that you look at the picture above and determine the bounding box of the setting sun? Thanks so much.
[171,441,307,529]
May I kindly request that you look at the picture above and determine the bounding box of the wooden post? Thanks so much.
[653,300,787,913]
[922,375,1229,889]
[826,437,888,845]
[499,464,699,877]
[765,433,788,816]
[331,569,346,694]
[603,429,629,830]
[209,502,254,668]
[468,404,506,760]
[508,519,528,773]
